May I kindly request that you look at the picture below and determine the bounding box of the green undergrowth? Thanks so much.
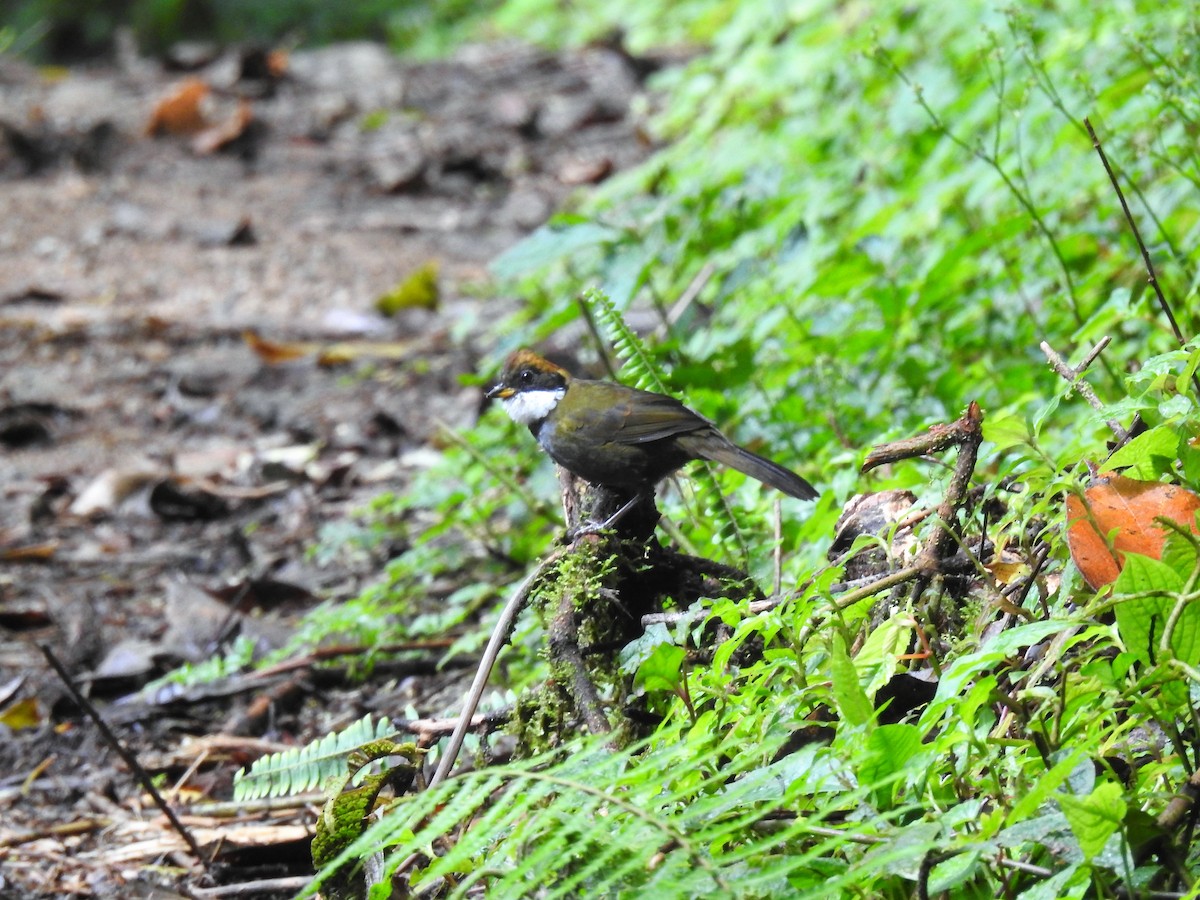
[251,1,1200,896]
[3,0,497,59]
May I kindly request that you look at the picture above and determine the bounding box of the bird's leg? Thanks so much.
[567,491,647,540]
[597,492,646,530]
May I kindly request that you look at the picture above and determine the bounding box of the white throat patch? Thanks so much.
[502,388,565,426]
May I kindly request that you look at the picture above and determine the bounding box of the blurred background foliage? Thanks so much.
[0,0,496,59]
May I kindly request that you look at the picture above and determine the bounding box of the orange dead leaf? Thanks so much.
[146,78,211,136]
[1065,473,1200,589]
[243,330,312,364]
[244,330,421,366]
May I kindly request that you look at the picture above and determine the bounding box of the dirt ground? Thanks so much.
[0,37,655,897]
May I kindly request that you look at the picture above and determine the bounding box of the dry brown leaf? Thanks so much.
[244,329,420,366]
[984,560,1026,585]
[559,154,614,185]
[0,540,58,562]
[191,100,254,155]
[192,478,290,500]
[173,444,246,481]
[243,329,313,364]
[69,466,163,517]
[145,77,210,136]
[99,821,309,864]
[1065,473,1200,589]
[316,338,418,365]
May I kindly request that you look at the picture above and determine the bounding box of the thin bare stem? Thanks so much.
[1084,117,1200,396]
[1039,338,1130,441]
[39,643,210,870]
[429,551,563,788]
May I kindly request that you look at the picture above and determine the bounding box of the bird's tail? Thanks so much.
[692,437,818,500]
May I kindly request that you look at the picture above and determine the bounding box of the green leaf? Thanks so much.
[1015,862,1086,900]
[830,632,873,728]
[1103,425,1179,478]
[1113,551,1184,595]
[928,846,987,894]
[1112,554,1180,668]
[1182,440,1200,487]
[1160,527,1200,581]
[234,714,399,801]
[1166,598,1200,669]
[986,620,1075,656]
[855,613,912,698]
[1180,345,1200,397]
[856,723,923,789]
[635,642,687,694]
[490,219,623,281]
[600,248,648,309]
[1057,781,1126,861]
[619,623,675,675]
[1005,750,1089,826]
[923,621,1070,725]
[862,821,941,879]
[981,410,1030,451]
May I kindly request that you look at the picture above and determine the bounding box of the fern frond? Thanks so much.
[233,714,395,801]
[585,286,667,393]
[304,724,872,900]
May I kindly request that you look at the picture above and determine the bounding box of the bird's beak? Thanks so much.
[486,384,514,400]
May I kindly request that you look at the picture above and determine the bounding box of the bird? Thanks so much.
[485,349,818,515]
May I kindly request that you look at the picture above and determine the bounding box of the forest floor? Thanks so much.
[0,37,657,897]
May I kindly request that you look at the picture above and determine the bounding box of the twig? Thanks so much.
[377,553,564,890]
[834,565,926,610]
[184,792,327,818]
[861,401,983,472]
[657,262,715,338]
[914,401,984,571]
[0,817,109,848]
[1084,117,1199,397]
[38,643,210,871]
[428,552,563,788]
[396,710,510,739]
[1039,338,1129,441]
[861,402,985,571]
[858,401,985,632]
[1156,765,1200,832]
[1077,337,1111,373]
[184,876,312,898]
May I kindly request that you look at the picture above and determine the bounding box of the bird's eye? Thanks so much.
[518,369,534,384]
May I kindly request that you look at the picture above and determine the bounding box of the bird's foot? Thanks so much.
[564,520,606,542]
[564,493,645,542]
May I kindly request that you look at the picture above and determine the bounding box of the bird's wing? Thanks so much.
[607,388,712,445]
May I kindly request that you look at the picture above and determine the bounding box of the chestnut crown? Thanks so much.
[486,349,570,400]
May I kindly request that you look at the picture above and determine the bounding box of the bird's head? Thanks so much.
[486,349,571,426]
